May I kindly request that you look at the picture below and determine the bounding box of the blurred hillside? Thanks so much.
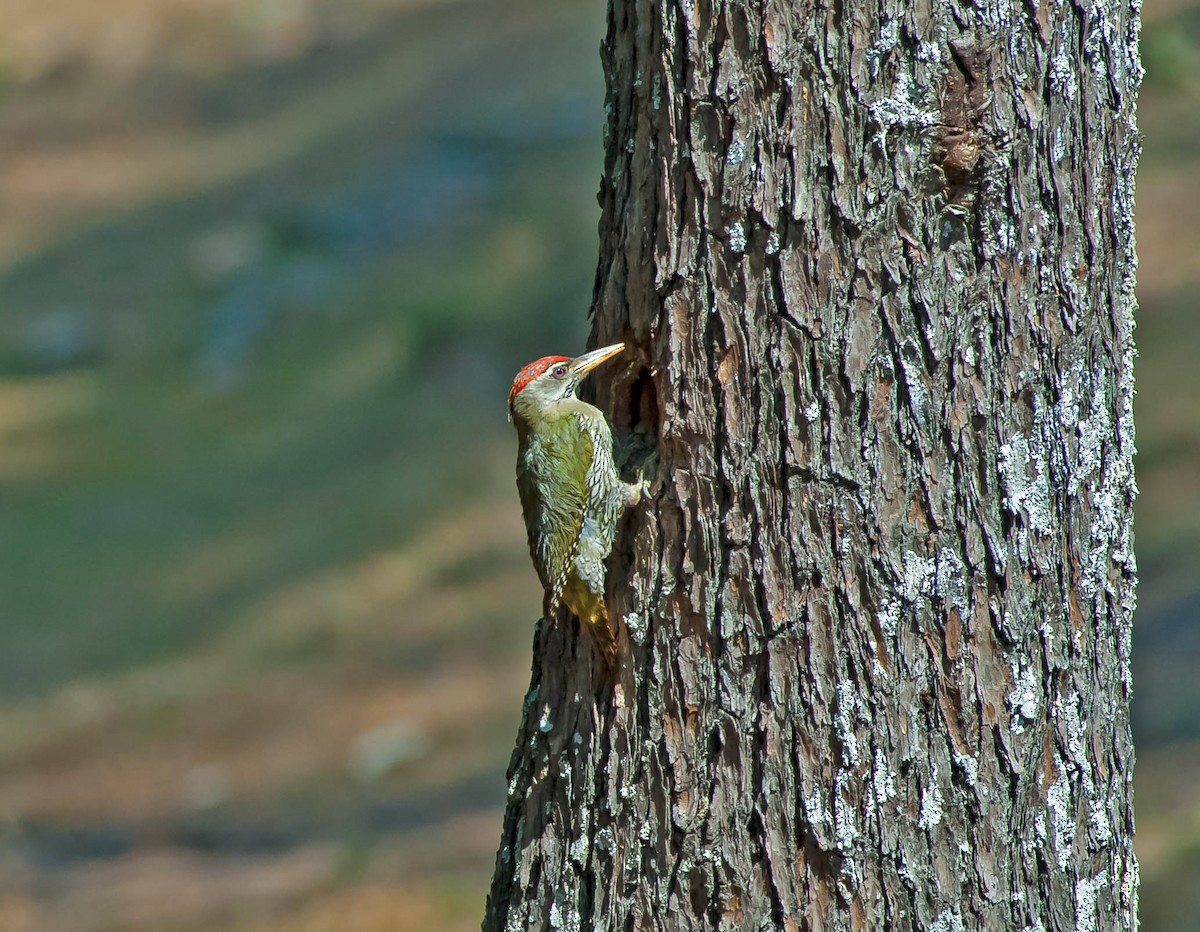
[0,1,603,929]
[0,0,1194,929]
[1127,2,1200,926]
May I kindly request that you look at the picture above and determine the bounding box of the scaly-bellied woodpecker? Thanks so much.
[508,342,641,673]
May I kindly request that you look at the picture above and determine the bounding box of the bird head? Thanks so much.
[508,342,625,419]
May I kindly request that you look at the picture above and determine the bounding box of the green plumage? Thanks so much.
[513,402,604,606]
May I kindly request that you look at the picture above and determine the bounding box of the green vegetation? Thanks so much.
[0,0,1196,928]
[0,1,604,928]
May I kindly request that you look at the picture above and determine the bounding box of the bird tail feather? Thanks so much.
[561,578,625,679]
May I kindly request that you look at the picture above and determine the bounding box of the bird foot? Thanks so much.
[625,447,659,506]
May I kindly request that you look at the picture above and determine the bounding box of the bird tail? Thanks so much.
[587,599,621,679]
[561,577,625,679]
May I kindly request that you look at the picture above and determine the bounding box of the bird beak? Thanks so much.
[569,342,625,377]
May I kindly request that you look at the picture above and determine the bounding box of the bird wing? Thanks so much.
[515,414,595,608]
[543,415,596,607]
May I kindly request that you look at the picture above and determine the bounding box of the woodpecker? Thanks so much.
[508,342,640,672]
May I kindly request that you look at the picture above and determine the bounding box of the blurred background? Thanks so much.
[0,0,1193,929]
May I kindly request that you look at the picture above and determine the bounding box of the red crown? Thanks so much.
[509,355,570,404]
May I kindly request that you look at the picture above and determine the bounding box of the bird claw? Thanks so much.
[625,446,662,506]
[637,448,661,499]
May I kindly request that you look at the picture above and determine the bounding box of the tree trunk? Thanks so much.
[485,0,1140,928]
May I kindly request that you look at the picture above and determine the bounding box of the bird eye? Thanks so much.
[552,366,566,377]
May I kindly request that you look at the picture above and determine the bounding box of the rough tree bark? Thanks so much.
[485,0,1140,928]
